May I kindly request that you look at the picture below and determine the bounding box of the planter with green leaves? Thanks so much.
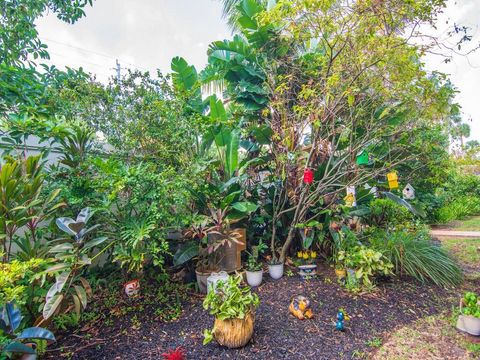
[0,302,55,359]
[457,292,480,336]
[203,275,259,348]
[245,241,267,287]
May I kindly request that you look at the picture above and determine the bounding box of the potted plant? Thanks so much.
[456,292,480,335]
[203,275,259,348]
[245,241,267,286]
[296,222,320,278]
[268,257,284,280]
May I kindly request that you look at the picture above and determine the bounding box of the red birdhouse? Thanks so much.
[303,168,314,184]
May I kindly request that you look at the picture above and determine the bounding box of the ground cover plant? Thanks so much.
[1,0,480,359]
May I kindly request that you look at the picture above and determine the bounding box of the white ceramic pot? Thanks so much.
[268,263,284,280]
[246,270,263,287]
[206,271,229,293]
[456,314,480,336]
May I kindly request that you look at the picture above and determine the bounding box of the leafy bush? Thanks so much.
[365,198,412,229]
[337,246,393,290]
[369,228,462,287]
[202,275,259,345]
[0,258,51,319]
[436,196,480,223]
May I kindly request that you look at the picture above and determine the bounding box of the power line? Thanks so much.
[39,36,151,72]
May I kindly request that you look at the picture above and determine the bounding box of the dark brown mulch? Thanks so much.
[45,265,459,360]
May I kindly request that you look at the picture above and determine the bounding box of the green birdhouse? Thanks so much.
[356,150,369,165]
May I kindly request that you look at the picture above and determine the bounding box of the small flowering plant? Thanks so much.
[296,250,317,265]
[295,221,321,265]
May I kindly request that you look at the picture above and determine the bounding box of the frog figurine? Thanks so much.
[289,295,313,320]
[336,310,345,331]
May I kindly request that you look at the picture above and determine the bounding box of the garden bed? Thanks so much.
[45,264,463,359]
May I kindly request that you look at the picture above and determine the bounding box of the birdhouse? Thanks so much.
[356,150,369,166]
[344,186,356,207]
[303,168,314,184]
[387,172,398,190]
[403,183,415,200]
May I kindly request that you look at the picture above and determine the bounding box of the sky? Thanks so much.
[36,0,480,141]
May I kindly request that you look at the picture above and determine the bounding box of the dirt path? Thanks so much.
[430,230,480,239]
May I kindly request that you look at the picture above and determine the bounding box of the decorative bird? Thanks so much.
[289,295,313,320]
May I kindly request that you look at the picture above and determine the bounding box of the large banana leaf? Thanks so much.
[383,192,426,218]
[225,130,240,177]
[171,56,198,91]
[173,242,199,267]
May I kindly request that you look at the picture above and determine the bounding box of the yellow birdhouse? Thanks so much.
[387,172,398,190]
[344,186,356,207]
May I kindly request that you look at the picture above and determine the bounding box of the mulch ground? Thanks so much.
[45,264,468,360]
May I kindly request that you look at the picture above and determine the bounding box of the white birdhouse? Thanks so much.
[403,183,415,200]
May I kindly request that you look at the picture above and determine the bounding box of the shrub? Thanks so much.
[436,196,480,223]
[337,246,393,290]
[369,228,462,287]
[0,258,51,318]
[365,198,412,229]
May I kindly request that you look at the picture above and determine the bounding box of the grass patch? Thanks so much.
[441,237,480,271]
[373,314,480,360]
[452,217,480,231]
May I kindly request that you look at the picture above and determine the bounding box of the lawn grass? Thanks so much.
[441,237,480,272]
[373,314,480,360]
[453,216,480,231]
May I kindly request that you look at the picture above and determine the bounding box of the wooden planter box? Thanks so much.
[208,228,246,273]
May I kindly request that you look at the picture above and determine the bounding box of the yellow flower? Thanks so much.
[297,251,303,258]
[310,251,317,259]
[302,252,309,260]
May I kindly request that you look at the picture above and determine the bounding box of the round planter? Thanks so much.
[457,314,480,336]
[335,268,346,279]
[206,271,229,293]
[246,269,263,287]
[196,268,214,294]
[213,311,255,348]
[268,263,284,280]
[298,264,317,278]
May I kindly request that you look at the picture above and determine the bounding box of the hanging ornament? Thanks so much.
[344,186,356,207]
[387,172,398,190]
[356,150,369,166]
[303,168,314,184]
[403,183,415,200]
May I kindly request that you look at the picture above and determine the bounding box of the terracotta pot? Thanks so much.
[457,314,480,336]
[213,311,255,348]
[268,263,284,280]
[246,270,263,287]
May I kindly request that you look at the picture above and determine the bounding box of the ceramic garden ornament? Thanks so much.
[402,183,415,200]
[289,295,313,320]
[124,279,140,297]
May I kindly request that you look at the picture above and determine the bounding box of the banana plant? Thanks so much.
[41,208,108,323]
[1,302,55,357]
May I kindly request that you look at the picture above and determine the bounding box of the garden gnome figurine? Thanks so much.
[402,183,415,200]
[336,311,345,331]
[289,295,313,320]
